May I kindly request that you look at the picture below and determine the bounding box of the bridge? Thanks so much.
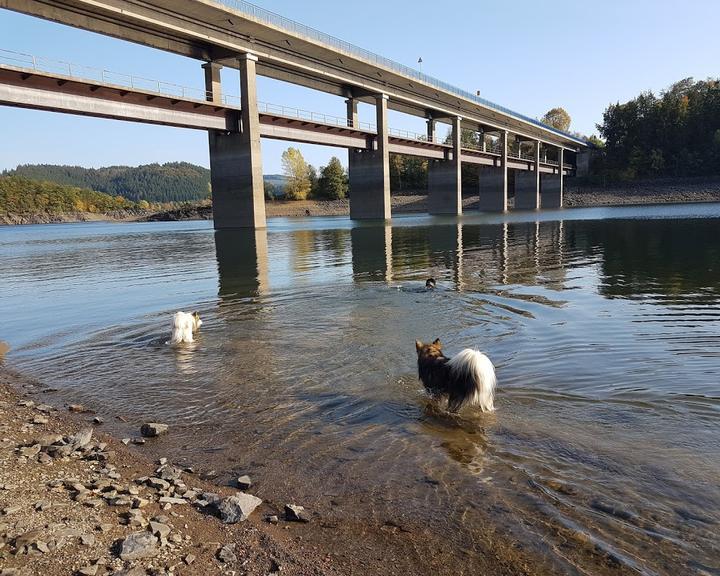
[0,0,588,229]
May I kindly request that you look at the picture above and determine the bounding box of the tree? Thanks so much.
[541,107,571,132]
[264,180,277,200]
[281,147,311,200]
[317,157,348,200]
[306,164,319,198]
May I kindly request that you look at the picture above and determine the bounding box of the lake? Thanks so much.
[2,203,719,575]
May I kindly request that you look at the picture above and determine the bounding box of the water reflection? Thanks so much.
[214,228,269,299]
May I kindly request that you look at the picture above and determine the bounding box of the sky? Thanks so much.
[1,0,719,174]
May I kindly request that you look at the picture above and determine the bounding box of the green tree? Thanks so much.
[307,164,319,198]
[264,180,277,200]
[281,147,311,200]
[317,157,348,200]
[541,107,572,132]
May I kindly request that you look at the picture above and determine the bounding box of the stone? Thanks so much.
[110,497,133,507]
[131,437,146,445]
[284,504,310,523]
[111,568,146,576]
[183,554,196,565]
[266,515,279,525]
[121,438,131,445]
[216,493,262,524]
[158,497,186,506]
[17,400,35,407]
[69,428,93,450]
[146,478,170,491]
[37,453,53,465]
[236,475,252,490]
[80,534,96,546]
[157,465,182,482]
[83,499,104,509]
[19,444,41,458]
[32,416,48,425]
[36,404,54,413]
[68,404,86,413]
[119,531,159,561]
[97,523,113,533]
[2,505,22,516]
[217,543,237,563]
[77,565,98,576]
[149,521,171,540]
[34,500,51,511]
[92,417,103,425]
[37,435,63,447]
[132,497,150,509]
[140,423,168,438]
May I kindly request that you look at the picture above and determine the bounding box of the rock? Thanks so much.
[266,515,279,524]
[149,521,171,540]
[121,438,131,445]
[83,499,104,509]
[77,565,98,576]
[37,453,53,465]
[146,477,170,491]
[111,567,146,576]
[216,493,262,524]
[284,504,310,523]
[236,475,252,490]
[92,417,103,425]
[131,437,146,445]
[80,534,95,546]
[158,497,186,506]
[140,423,168,438]
[132,497,150,509]
[19,444,41,458]
[36,404,54,413]
[97,523,113,533]
[119,531,159,561]
[183,554,196,565]
[17,400,35,407]
[37,435,63,447]
[32,416,48,425]
[69,428,93,450]
[2,505,22,516]
[157,465,182,482]
[34,500,51,511]
[68,404,86,413]
[217,543,237,563]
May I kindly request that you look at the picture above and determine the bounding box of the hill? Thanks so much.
[2,163,289,204]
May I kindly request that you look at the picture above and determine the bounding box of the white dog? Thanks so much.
[167,311,202,345]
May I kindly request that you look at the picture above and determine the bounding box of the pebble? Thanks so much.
[183,554,196,565]
[131,437,146,445]
[69,404,86,413]
[217,543,237,563]
[149,521,171,540]
[236,475,252,490]
[119,531,159,561]
[80,534,96,546]
[77,566,98,576]
[266,515,279,524]
[2,505,22,516]
[285,504,311,523]
[121,438,131,445]
[158,497,186,505]
[92,416,103,425]
[32,416,48,425]
[140,423,169,438]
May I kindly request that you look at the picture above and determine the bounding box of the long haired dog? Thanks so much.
[167,311,202,345]
[415,339,496,412]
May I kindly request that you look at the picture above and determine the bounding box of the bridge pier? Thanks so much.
[206,54,266,229]
[541,148,564,208]
[478,131,507,212]
[348,94,391,220]
[428,116,462,215]
[514,141,541,210]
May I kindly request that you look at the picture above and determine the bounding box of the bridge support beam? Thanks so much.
[514,141,541,210]
[208,54,266,229]
[541,148,564,208]
[428,116,462,215]
[478,131,507,212]
[349,94,391,220]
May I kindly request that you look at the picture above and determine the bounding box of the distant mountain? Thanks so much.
[3,163,289,204]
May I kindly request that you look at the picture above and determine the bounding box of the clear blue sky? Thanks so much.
[1,0,718,174]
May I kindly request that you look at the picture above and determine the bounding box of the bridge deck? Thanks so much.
[0,65,570,175]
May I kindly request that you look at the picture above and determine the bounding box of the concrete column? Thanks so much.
[209,53,266,229]
[349,94,391,220]
[478,130,507,211]
[514,140,540,210]
[202,62,223,104]
[541,148,564,208]
[346,98,358,128]
[428,115,462,215]
[427,118,435,142]
[215,228,269,298]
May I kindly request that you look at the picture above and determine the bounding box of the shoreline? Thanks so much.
[0,364,541,576]
[3,177,720,225]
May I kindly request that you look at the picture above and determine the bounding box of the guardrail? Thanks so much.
[211,0,588,146]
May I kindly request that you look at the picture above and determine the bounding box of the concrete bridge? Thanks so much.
[0,0,588,229]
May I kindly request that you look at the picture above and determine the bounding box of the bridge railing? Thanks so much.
[211,0,587,146]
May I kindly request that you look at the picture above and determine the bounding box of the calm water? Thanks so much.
[2,204,720,575]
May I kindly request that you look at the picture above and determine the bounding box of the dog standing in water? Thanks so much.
[167,311,202,345]
[415,338,496,412]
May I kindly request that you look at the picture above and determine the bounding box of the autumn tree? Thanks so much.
[541,107,571,132]
[281,147,311,200]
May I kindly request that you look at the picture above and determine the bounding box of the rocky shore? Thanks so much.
[0,368,331,576]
